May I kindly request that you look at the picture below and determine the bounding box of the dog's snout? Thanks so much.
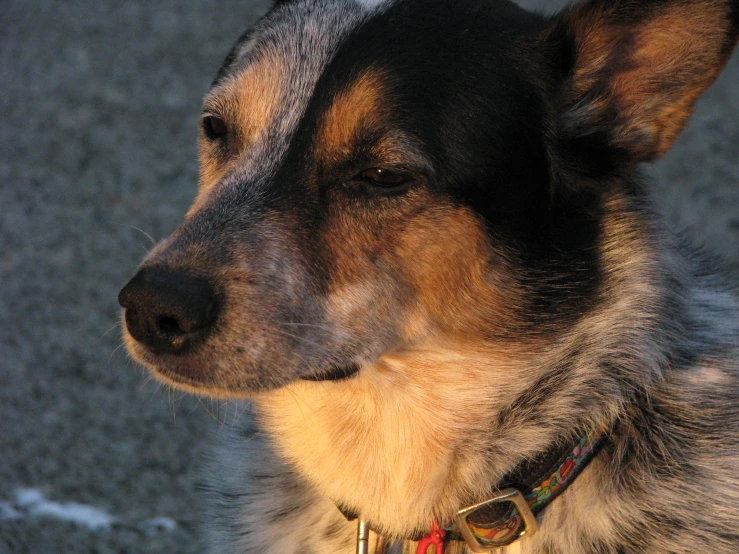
[118,267,219,354]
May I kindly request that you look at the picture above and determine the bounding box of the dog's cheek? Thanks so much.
[318,199,519,347]
[317,240,403,360]
[391,204,514,338]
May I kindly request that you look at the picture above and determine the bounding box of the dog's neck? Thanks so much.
[253,340,616,540]
[254,346,538,536]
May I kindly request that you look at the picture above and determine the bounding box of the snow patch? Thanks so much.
[14,488,117,530]
[139,517,178,535]
[0,488,178,534]
[0,501,22,521]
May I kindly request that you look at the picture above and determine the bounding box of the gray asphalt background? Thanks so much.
[0,1,737,553]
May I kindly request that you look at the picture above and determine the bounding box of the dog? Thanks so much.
[118,0,739,552]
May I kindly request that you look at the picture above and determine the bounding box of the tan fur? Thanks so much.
[254,345,531,535]
[322,198,519,342]
[565,0,736,159]
[614,6,729,156]
[389,206,509,336]
[194,50,286,209]
[318,67,389,160]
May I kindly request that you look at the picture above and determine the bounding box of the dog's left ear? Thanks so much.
[551,0,739,162]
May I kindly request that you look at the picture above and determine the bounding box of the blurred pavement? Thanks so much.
[0,1,736,552]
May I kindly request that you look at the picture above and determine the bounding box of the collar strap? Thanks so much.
[440,422,610,552]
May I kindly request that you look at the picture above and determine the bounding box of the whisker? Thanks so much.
[197,396,223,425]
[169,388,177,423]
[271,328,325,350]
[187,397,204,419]
[101,322,122,340]
[138,373,155,394]
[233,402,250,425]
[114,222,157,246]
[275,321,332,331]
[108,341,126,364]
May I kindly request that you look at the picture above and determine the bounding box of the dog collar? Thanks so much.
[440,422,609,553]
[350,422,609,554]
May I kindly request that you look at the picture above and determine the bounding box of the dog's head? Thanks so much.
[120,0,738,397]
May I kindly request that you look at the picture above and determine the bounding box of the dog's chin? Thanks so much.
[142,363,361,399]
[148,363,362,399]
[156,362,362,395]
[126,338,362,398]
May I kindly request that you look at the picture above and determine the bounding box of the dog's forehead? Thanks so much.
[198,0,543,204]
[200,0,398,187]
[223,0,390,77]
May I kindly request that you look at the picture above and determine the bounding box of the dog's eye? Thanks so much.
[202,115,228,140]
[356,168,408,189]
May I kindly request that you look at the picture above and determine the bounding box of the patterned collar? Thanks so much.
[438,422,610,553]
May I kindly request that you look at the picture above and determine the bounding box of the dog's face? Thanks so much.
[119,0,738,397]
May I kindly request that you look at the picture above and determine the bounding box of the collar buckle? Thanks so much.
[455,488,539,553]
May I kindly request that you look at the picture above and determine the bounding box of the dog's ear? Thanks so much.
[551,0,739,162]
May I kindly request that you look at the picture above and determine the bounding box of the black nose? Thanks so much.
[118,267,219,354]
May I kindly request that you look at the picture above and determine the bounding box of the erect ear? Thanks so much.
[551,0,739,163]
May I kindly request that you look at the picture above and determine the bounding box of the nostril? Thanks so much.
[157,315,185,336]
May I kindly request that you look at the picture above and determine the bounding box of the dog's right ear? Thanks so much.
[549,0,739,164]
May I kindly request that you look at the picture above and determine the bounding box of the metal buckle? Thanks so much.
[455,489,539,553]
